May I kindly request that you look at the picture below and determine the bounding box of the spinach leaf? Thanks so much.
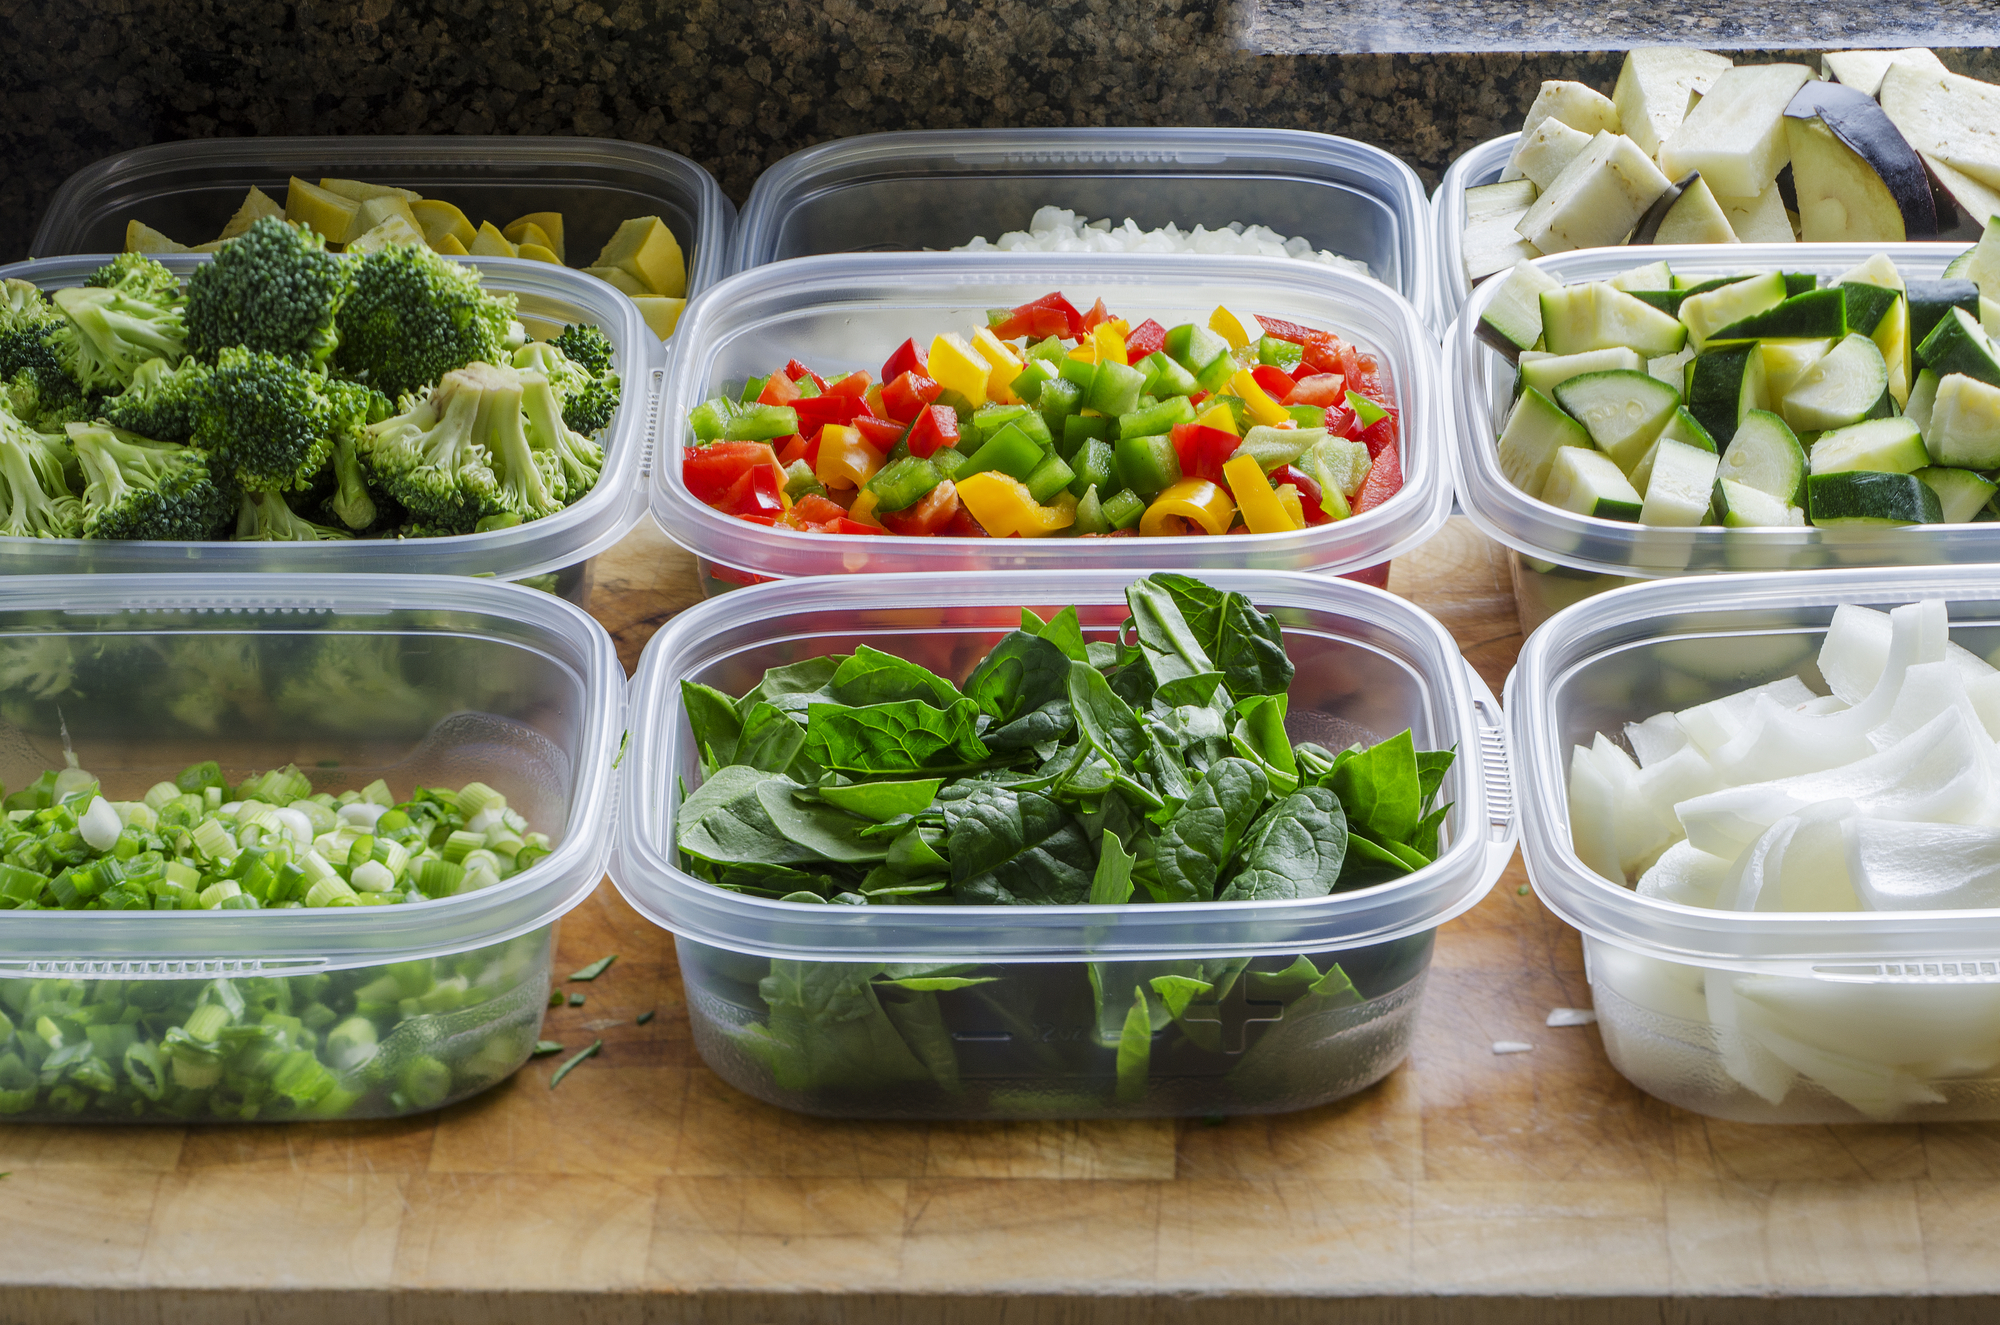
[1330,729,1420,846]
[944,782,1096,906]
[829,645,963,709]
[1218,786,1347,902]
[985,698,1074,752]
[885,825,949,876]
[733,701,812,777]
[1126,577,1224,702]
[1148,973,1214,1020]
[877,974,996,991]
[1246,954,1324,1002]
[1416,747,1455,813]
[680,681,742,772]
[1090,827,1136,905]
[678,767,825,867]
[818,777,942,823]
[1336,833,1416,889]
[964,630,1073,723]
[1150,573,1294,700]
[695,860,837,898]
[878,990,962,1091]
[1067,660,1146,766]
[806,698,990,774]
[1152,757,1269,903]
[1115,984,1153,1103]
[1230,694,1300,797]
[754,780,890,862]
[743,655,845,709]
[758,961,932,1093]
[1036,605,1090,663]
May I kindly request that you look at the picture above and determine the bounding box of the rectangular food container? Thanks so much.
[1511,567,2000,1123]
[730,128,1436,329]
[28,135,735,302]
[611,569,1516,1120]
[1448,241,1987,634]
[0,253,657,602]
[0,573,622,1123]
[656,252,1449,595]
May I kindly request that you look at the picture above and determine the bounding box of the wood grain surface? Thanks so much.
[4,518,1999,1325]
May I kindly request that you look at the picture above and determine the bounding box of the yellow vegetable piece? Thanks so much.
[218,186,284,242]
[1229,370,1290,427]
[433,232,470,257]
[318,178,423,204]
[954,471,1073,537]
[505,221,555,255]
[927,333,990,407]
[845,488,886,527]
[285,177,361,244]
[346,214,427,255]
[1194,402,1239,436]
[971,327,1025,405]
[814,425,885,491]
[1067,341,1098,364]
[515,243,562,265]
[410,199,477,250]
[504,212,566,263]
[1139,479,1235,537]
[584,265,648,296]
[188,240,230,253]
[1091,322,1127,367]
[354,195,419,236]
[469,221,518,258]
[1208,306,1250,350]
[593,216,686,298]
[1274,484,1307,529]
[125,220,191,254]
[1223,454,1300,534]
[633,296,686,339]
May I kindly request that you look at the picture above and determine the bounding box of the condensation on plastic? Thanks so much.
[613,569,1517,964]
[654,253,1449,585]
[1449,243,1995,585]
[28,135,737,301]
[729,127,1437,328]
[0,253,657,584]
[1509,567,2000,1122]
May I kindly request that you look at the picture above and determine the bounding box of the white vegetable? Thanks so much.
[1510,117,1594,190]
[1612,47,1733,159]
[1659,64,1815,197]
[954,207,1370,276]
[338,801,389,830]
[77,796,123,853]
[1515,132,1672,254]
[1520,80,1621,140]
[1714,183,1795,243]
[1820,48,1946,99]
[351,860,397,893]
[1876,62,2000,194]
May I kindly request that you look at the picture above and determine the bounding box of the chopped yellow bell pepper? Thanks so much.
[1275,483,1307,529]
[971,327,1025,404]
[1194,402,1239,435]
[1230,369,1291,427]
[846,488,885,526]
[1091,322,1127,368]
[318,178,422,205]
[125,220,191,254]
[1139,479,1235,537]
[1209,306,1250,350]
[1225,454,1300,533]
[1068,341,1098,364]
[955,471,1074,537]
[814,424,885,491]
[928,333,991,407]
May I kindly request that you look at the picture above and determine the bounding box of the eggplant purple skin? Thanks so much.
[1784,80,1939,239]
[1628,172,1698,246]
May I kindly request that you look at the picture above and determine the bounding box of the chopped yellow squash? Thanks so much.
[189,240,231,253]
[354,195,419,236]
[285,177,362,244]
[410,199,476,251]
[347,214,427,255]
[592,216,685,298]
[468,221,517,258]
[433,231,470,256]
[125,220,191,254]
[217,186,284,241]
[503,212,565,262]
[317,178,423,205]
[633,295,685,339]
[505,221,555,255]
[583,265,648,296]
[515,242,562,264]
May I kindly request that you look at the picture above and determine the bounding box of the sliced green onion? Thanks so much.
[569,955,617,982]
[635,1010,656,1026]
[548,1039,601,1089]
[532,1040,564,1056]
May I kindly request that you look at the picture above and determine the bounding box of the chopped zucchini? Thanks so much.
[1478,260,1562,360]
[1540,281,1689,357]
[1926,372,2000,468]
[1496,387,1591,499]
[1685,344,1770,446]
[1680,271,1788,348]
[1916,466,1999,523]
[1516,347,1645,398]
[1609,260,1675,293]
[1905,368,1942,435]
[1806,417,1929,476]
[1541,446,1644,521]
[1780,332,1892,431]
[1640,438,1722,526]
[1758,338,1834,401]
[1713,477,1805,527]
[1552,369,1683,474]
[1707,288,1849,344]
[1807,470,1942,525]
[1718,409,1807,505]
[1917,306,2000,388]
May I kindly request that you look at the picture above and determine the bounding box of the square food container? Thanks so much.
[0,253,657,602]
[28,135,735,302]
[656,252,1449,595]
[0,573,623,1123]
[730,127,1436,328]
[1512,567,2000,1124]
[611,569,1517,1120]
[1448,242,1988,634]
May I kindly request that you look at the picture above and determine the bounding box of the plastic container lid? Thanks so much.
[0,572,624,975]
[655,252,1449,581]
[730,127,1436,329]
[611,568,1518,964]
[0,252,657,579]
[1449,242,1992,579]
[1510,565,2000,976]
[28,134,736,301]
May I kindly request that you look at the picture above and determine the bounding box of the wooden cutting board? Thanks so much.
[4,518,1998,1325]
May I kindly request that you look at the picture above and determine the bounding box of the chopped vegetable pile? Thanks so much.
[683,293,1401,538]
[0,219,616,543]
[954,205,1371,277]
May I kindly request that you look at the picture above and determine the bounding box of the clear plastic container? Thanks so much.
[0,253,657,600]
[1512,566,2000,1123]
[1448,242,1988,633]
[0,572,624,1123]
[28,135,735,301]
[611,569,1517,1119]
[730,128,1435,325]
[656,252,1449,594]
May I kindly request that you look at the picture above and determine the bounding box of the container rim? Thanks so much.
[611,568,1518,963]
[0,252,657,580]
[654,251,1451,581]
[1448,242,1993,580]
[729,125,1436,319]
[1510,566,2000,978]
[1431,133,1519,335]
[0,572,625,974]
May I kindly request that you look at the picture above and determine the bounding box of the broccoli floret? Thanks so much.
[550,322,613,377]
[0,635,76,701]
[69,423,233,541]
[358,364,511,534]
[272,636,437,736]
[101,356,212,442]
[322,378,392,532]
[519,367,603,504]
[144,635,271,734]
[191,346,339,491]
[472,364,565,523]
[0,405,83,539]
[0,281,87,434]
[185,215,350,366]
[334,244,517,399]
[49,278,186,395]
[83,252,184,304]
[233,486,352,541]
[513,336,619,437]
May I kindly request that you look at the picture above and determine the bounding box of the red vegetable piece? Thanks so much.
[683,442,780,505]
[792,494,849,527]
[1281,373,1346,408]
[1170,423,1240,486]
[1352,427,1401,512]
[1271,464,1332,525]
[717,460,784,518]
[705,559,777,587]
[823,371,873,400]
[880,339,927,383]
[792,394,865,432]
[944,505,989,537]
[1342,345,1390,400]
[757,372,801,407]
[1252,314,1319,345]
[1079,298,1112,332]
[1124,319,1168,362]
[774,434,808,467]
[1251,364,1297,399]
[827,517,882,536]
[1254,313,1348,375]
[1358,411,1398,460]
[879,479,961,536]
[803,433,822,469]
[1321,404,1358,439]
[854,416,907,450]
[905,404,960,459]
[736,514,780,527]
[990,292,1087,340]
[881,370,943,422]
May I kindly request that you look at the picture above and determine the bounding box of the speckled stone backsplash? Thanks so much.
[4,0,1998,264]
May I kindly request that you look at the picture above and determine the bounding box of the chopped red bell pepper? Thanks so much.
[881,370,943,422]
[1281,373,1346,408]
[792,394,867,433]
[716,460,784,518]
[854,416,908,451]
[791,494,850,527]
[823,371,873,401]
[1079,298,1112,332]
[774,434,808,466]
[905,404,959,459]
[1171,423,1240,486]
[1352,429,1401,513]
[1250,364,1296,400]
[1342,344,1391,400]
[880,339,926,382]
[784,359,828,392]
[1357,410,1398,460]
[1124,319,1168,363]
[944,505,989,537]
[757,372,801,407]
[684,442,782,505]
[879,479,961,536]
[704,558,778,587]
[1254,314,1346,376]
[1270,464,1333,525]
[990,292,1088,340]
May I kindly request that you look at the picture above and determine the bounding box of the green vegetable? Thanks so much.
[532,1041,564,1056]
[636,1010,656,1025]
[547,1039,601,1089]
[334,241,517,399]
[569,955,618,982]
[185,216,349,367]
[51,256,187,395]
